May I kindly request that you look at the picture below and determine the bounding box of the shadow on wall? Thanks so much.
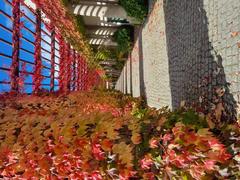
[130,25,146,100]
[138,27,146,100]
[135,0,156,102]
[163,0,237,123]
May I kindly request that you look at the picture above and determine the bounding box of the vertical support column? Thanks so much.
[72,50,76,91]
[66,43,71,91]
[50,26,55,92]
[63,42,67,92]
[82,60,87,90]
[79,56,84,90]
[129,53,133,95]
[86,69,91,90]
[11,0,21,92]
[59,36,65,92]
[33,9,42,93]
[77,54,81,91]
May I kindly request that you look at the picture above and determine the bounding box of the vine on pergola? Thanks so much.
[31,0,94,64]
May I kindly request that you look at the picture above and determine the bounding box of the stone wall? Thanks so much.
[115,0,240,117]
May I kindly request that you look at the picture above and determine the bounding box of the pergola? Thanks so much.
[69,0,134,82]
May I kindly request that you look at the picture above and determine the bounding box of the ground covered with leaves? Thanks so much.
[0,90,239,179]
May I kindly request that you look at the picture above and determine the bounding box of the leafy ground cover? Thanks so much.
[0,91,239,179]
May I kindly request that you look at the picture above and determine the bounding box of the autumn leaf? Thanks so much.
[101,139,113,151]
[197,128,212,136]
[112,142,133,168]
[131,132,142,145]
[231,31,239,37]
[38,156,52,171]
[97,120,120,140]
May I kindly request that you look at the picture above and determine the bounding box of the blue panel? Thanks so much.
[55,58,60,65]
[20,5,36,22]
[0,27,12,43]
[0,69,10,81]
[0,41,12,56]
[41,41,51,50]
[42,59,51,68]
[20,38,34,52]
[54,86,59,91]
[0,13,12,29]
[54,71,59,79]
[24,85,33,94]
[0,84,10,93]
[55,50,60,58]
[0,0,12,16]
[20,16,35,33]
[41,67,50,76]
[41,33,51,44]
[19,62,34,72]
[42,77,50,85]
[41,22,51,36]
[0,55,12,68]
[24,74,33,83]
[21,28,35,43]
[41,51,51,60]
[26,63,34,73]
[55,42,59,50]
[19,49,34,63]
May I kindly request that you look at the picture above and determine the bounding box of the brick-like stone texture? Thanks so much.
[164,0,239,119]
[130,37,141,97]
[116,0,172,108]
[205,0,240,110]
[141,0,172,108]
[116,0,240,117]
[126,58,131,94]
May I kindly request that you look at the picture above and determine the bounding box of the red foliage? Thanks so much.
[11,0,21,92]
[10,0,100,93]
[33,9,43,93]
[140,156,154,170]
[31,0,91,58]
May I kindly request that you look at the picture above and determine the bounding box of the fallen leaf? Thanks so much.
[231,31,239,37]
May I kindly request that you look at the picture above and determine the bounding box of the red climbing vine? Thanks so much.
[50,26,55,92]
[7,0,100,94]
[33,9,43,93]
[11,0,21,92]
[31,0,92,60]
[59,36,65,92]
[66,43,72,91]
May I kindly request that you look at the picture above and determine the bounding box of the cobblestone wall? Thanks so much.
[116,0,240,117]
